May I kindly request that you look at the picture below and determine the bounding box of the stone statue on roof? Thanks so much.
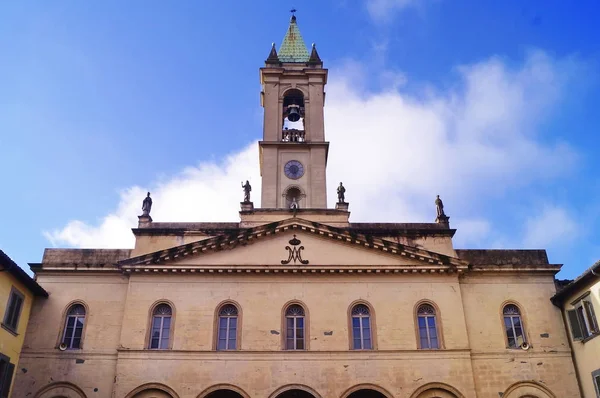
[337,182,346,204]
[142,192,152,216]
[435,195,445,217]
[242,180,252,203]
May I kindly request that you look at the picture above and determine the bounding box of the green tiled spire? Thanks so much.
[278,15,310,63]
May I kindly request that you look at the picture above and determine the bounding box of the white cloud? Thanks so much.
[523,205,579,248]
[365,0,422,22]
[324,50,577,221]
[44,50,580,250]
[44,143,260,249]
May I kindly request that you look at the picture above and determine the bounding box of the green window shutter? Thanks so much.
[0,362,14,398]
[567,309,584,340]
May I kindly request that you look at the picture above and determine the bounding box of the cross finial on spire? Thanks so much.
[290,8,297,15]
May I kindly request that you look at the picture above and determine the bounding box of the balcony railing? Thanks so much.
[281,129,305,142]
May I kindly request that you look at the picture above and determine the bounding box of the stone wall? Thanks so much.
[13,270,580,398]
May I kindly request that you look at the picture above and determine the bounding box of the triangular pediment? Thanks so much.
[119,218,468,274]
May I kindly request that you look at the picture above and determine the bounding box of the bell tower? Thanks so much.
[259,14,329,209]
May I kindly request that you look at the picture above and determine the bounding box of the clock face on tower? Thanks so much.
[284,160,305,179]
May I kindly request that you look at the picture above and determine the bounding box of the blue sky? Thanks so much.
[1,1,599,279]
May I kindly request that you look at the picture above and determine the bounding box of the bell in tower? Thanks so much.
[258,13,329,209]
[282,89,305,142]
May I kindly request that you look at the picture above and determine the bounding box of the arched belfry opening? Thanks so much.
[282,89,305,142]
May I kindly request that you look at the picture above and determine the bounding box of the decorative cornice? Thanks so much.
[118,218,469,274]
[469,265,562,274]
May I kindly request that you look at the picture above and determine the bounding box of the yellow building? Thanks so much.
[552,261,600,398]
[0,250,48,397]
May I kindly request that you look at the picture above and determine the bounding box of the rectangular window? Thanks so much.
[419,316,439,349]
[352,316,372,350]
[568,295,599,341]
[2,288,24,333]
[217,316,237,350]
[286,316,305,350]
[149,316,171,349]
[0,354,15,398]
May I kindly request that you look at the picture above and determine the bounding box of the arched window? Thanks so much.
[61,304,86,349]
[417,303,439,349]
[149,303,172,349]
[351,304,372,350]
[284,304,305,350]
[217,304,239,350]
[285,186,303,209]
[503,304,526,348]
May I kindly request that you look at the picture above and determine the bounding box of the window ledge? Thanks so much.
[581,333,600,344]
[1,323,18,336]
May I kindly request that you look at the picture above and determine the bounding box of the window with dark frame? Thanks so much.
[217,304,238,350]
[285,304,305,350]
[503,304,527,348]
[593,368,600,398]
[567,295,599,341]
[417,303,439,349]
[0,353,15,398]
[149,303,172,349]
[61,304,86,349]
[2,287,24,333]
[351,304,372,350]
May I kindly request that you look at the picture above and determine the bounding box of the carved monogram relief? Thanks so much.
[281,235,309,265]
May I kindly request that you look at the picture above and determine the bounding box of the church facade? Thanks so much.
[13,16,581,398]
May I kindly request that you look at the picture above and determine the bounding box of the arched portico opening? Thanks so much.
[275,390,316,398]
[347,390,388,398]
[409,382,465,398]
[204,390,246,398]
[341,385,392,398]
[125,383,180,398]
[131,389,172,398]
[35,382,87,398]
[197,384,251,398]
[269,384,323,398]
[502,381,556,398]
